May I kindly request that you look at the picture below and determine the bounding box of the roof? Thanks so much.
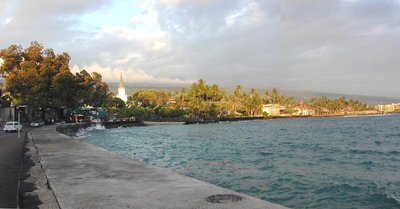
[119,73,125,89]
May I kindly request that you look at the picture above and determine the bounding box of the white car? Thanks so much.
[30,121,44,127]
[3,121,23,133]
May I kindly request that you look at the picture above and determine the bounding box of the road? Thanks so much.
[0,128,27,208]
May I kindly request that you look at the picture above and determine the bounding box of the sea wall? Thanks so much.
[56,123,91,137]
[28,125,288,209]
[56,121,144,137]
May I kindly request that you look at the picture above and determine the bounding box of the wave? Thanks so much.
[74,128,91,139]
[386,191,400,204]
[385,183,400,204]
[350,149,400,155]
[74,123,106,138]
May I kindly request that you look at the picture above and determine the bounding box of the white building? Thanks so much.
[262,104,285,116]
[376,103,400,113]
[293,107,310,116]
[117,73,127,102]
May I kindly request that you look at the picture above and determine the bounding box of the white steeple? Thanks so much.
[117,73,127,102]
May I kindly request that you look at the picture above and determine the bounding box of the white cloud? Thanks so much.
[1,0,399,97]
[2,17,12,25]
[114,53,143,65]
[157,0,186,5]
[71,63,193,84]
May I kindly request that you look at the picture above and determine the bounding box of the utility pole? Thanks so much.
[17,105,27,139]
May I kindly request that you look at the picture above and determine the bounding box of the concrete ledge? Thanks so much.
[30,125,288,209]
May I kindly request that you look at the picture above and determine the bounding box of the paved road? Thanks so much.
[0,129,27,208]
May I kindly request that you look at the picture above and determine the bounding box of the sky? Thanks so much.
[0,0,399,97]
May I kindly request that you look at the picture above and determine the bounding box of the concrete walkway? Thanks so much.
[30,126,288,209]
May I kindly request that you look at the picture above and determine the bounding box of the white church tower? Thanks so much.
[117,73,128,102]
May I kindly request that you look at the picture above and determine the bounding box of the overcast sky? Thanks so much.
[1,0,399,97]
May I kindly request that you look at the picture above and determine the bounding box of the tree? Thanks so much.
[0,44,23,77]
[74,70,112,107]
[0,42,112,121]
[227,85,243,116]
[52,68,79,108]
[270,88,283,104]
[186,79,227,119]
[109,97,126,110]
[159,107,187,118]
[263,91,271,104]
[126,89,171,121]
[117,106,148,121]
[307,96,370,115]
[243,88,263,116]
[88,72,112,107]
[173,88,188,109]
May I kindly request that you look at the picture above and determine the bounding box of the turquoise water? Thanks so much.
[81,114,400,209]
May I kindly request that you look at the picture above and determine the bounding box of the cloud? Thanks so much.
[1,0,400,97]
[279,0,400,96]
[151,0,280,85]
[157,0,186,5]
[1,0,278,85]
[0,0,111,47]
[71,63,193,84]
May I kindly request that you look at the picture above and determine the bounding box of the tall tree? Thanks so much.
[173,88,188,109]
[0,42,111,120]
[228,85,243,116]
[243,88,263,116]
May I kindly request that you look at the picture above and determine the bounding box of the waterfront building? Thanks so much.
[117,73,128,102]
[392,103,400,111]
[375,103,400,113]
[262,104,285,116]
[293,107,311,116]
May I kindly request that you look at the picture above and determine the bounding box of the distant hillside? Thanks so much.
[108,82,188,95]
[108,82,400,105]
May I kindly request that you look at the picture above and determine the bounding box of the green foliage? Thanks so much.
[158,108,187,118]
[117,106,148,120]
[242,88,263,116]
[264,88,295,106]
[75,70,112,107]
[127,90,170,110]
[0,42,112,111]
[308,96,371,115]
[185,80,225,119]
[108,97,126,110]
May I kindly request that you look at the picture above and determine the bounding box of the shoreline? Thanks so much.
[57,112,391,133]
[23,125,288,209]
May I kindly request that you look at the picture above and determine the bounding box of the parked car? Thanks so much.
[3,121,23,133]
[30,121,45,127]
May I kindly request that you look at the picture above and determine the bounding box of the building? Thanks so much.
[117,73,127,102]
[391,103,400,111]
[262,104,285,116]
[293,107,311,116]
[376,103,400,113]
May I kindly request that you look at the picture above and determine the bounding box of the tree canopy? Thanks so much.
[0,42,111,110]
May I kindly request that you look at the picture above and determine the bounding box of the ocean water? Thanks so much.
[81,114,400,209]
